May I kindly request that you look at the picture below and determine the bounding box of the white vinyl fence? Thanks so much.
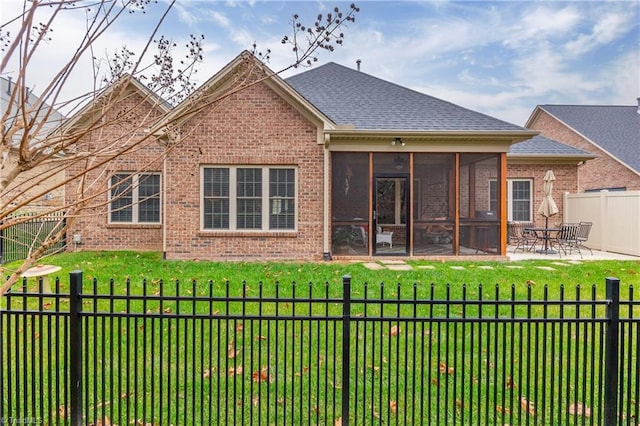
[563,190,640,257]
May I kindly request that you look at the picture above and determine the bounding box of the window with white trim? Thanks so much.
[490,178,533,222]
[202,166,296,231]
[109,173,161,224]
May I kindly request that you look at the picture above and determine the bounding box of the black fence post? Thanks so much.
[603,276,620,426]
[69,270,83,426]
[341,275,351,425]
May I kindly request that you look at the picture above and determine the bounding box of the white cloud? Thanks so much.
[173,2,201,26]
[511,5,581,43]
[1,0,636,125]
[600,51,640,105]
[206,10,232,29]
[565,11,636,55]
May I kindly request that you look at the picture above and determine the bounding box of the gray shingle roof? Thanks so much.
[285,62,526,132]
[539,104,640,173]
[509,135,594,157]
[1,76,66,146]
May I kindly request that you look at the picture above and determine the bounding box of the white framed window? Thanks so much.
[109,173,161,224]
[490,178,533,222]
[202,166,297,231]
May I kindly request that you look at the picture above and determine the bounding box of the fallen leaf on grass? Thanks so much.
[438,362,455,375]
[57,405,69,418]
[252,366,272,383]
[202,367,216,379]
[569,402,591,417]
[520,397,535,415]
[367,364,380,374]
[295,366,310,377]
[228,366,243,377]
[390,400,397,415]
[227,340,242,359]
[496,405,511,414]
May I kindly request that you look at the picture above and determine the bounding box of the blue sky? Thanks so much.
[2,1,639,125]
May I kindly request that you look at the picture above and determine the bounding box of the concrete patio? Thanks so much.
[507,246,639,261]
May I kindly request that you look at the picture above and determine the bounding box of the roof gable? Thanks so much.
[286,62,527,132]
[160,51,330,134]
[59,74,171,136]
[532,104,640,174]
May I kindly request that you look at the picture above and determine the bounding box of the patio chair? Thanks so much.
[554,223,579,257]
[575,221,593,257]
[351,225,368,248]
[376,226,393,248]
[508,222,536,253]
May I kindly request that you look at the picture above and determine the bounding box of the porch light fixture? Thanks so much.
[391,137,405,146]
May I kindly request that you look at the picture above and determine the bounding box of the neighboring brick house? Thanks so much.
[526,103,640,192]
[506,135,594,228]
[1,76,66,212]
[65,51,596,260]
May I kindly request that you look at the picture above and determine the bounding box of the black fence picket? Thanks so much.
[1,274,638,425]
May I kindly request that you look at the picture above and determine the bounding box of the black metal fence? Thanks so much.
[1,273,638,425]
[0,211,66,264]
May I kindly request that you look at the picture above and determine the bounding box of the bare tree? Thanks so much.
[0,0,359,295]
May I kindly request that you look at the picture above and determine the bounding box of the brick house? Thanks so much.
[65,51,595,260]
[64,75,170,251]
[526,103,640,192]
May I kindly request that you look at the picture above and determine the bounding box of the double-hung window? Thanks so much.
[489,178,533,222]
[109,173,161,224]
[202,166,296,231]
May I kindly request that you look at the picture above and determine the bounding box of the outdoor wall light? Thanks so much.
[391,137,405,146]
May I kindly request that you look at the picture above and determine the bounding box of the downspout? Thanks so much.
[162,156,167,260]
[323,134,331,260]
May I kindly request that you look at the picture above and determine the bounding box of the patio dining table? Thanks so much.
[525,227,560,255]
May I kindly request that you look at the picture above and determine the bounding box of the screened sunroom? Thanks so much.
[330,151,504,257]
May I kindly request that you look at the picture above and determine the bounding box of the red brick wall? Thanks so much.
[65,88,165,252]
[163,80,324,261]
[507,163,578,227]
[529,110,640,191]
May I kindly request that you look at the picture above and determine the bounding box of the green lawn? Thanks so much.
[4,250,640,293]
[2,251,639,424]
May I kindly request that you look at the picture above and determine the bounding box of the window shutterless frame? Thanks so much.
[108,173,161,224]
[490,178,533,222]
[201,166,298,232]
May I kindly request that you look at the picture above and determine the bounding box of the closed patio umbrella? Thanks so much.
[537,170,559,253]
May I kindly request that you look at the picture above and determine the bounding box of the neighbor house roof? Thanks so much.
[0,76,66,146]
[286,62,527,132]
[527,104,640,174]
[508,135,596,163]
